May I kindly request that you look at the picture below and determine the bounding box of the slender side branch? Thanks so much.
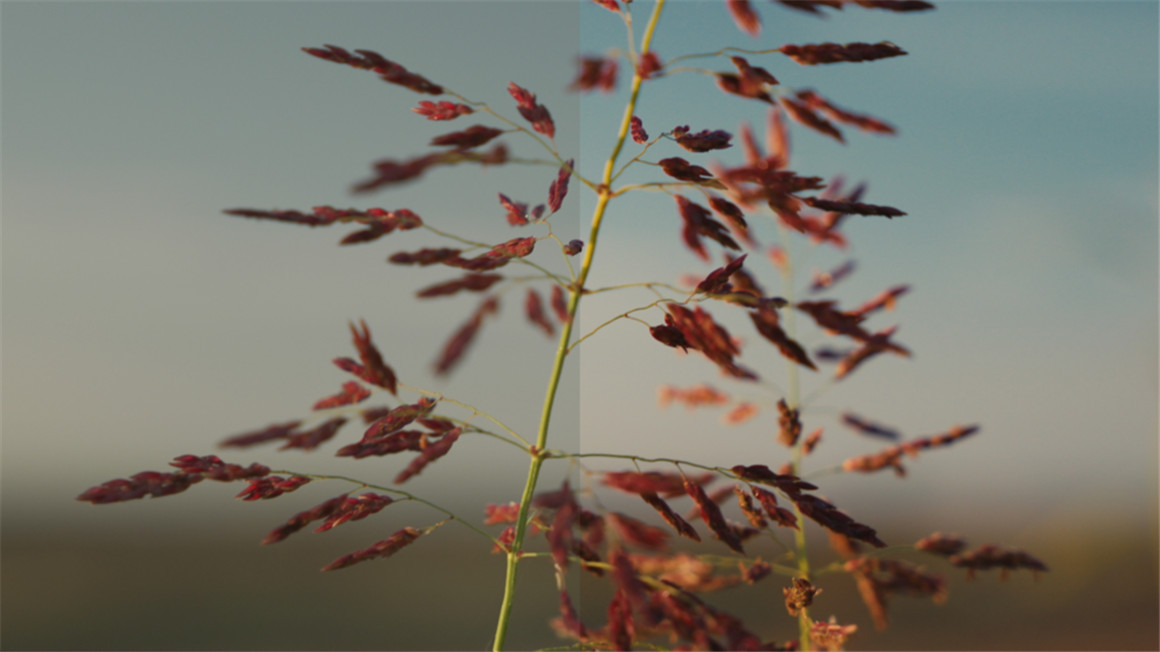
[271,470,499,543]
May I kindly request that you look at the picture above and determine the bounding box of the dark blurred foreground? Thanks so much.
[3,513,1156,651]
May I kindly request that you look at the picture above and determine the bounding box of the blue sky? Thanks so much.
[3,0,1156,547]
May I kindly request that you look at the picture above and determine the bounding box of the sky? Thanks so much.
[3,0,1157,549]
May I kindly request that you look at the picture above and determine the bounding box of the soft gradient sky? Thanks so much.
[3,0,1156,561]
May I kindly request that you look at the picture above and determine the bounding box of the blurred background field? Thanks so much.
[3,1,1156,650]
[3,512,1155,650]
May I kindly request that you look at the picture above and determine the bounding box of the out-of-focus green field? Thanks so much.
[3,517,1156,650]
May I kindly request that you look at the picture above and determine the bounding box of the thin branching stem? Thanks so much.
[269,470,499,543]
[776,231,814,651]
[490,3,667,649]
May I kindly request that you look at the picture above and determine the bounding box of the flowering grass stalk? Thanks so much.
[78,2,1047,650]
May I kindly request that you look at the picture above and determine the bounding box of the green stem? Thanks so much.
[778,236,813,651]
[489,3,667,650]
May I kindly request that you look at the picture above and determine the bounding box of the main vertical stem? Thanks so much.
[779,237,812,651]
[490,3,666,650]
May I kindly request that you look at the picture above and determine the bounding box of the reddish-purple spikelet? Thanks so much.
[609,548,651,617]
[805,196,905,217]
[236,475,311,501]
[734,485,768,529]
[219,420,302,448]
[673,127,733,152]
[497,191,530,225]
[607,512,670,551]
[233,205,428,244]
[547,493,578,568]
[662,303,756,380]
[722,402,759,425]
[793,493,886,548]
[810,260,857,293]
[916,532,967,557]
[696,254,747,295]
[780,96,845,143]
[796,299,869,340]
[525,288,555,337]
[77,472,197,504]
[742,558,773,584]
[490,236,536,258]
[844,425,979,475]
[660,157,715,184]
[351,153,443,192]
[548,159,573,214]
[650,320,689,352]
[603,470,715,498]
[751,486,799,529]
[765,105,791,165]
[708,196,748,233]
[731,464,817,495]
[639,492,701,541]
[675,195,740,262]
[314,493,395,532]
[301,46,443,94]
[777,399,802,447]
[534,479,577,510]
[434,295,499,375]
[803,427,823,454]
[774,0,842,16]
[361,398,437,441]
[222,208,334,227]
[359,405,394,424]
[321,526,423,571]
[630,116,648,143]
[412,100,473,120]
[388,247,463,266]
[78,455,273,504]
[550,285,570,324]
[336,429,425,458]
[607,588,634,651]
[797,89,896,135]
[280,417,347,451]
[637,51,663,80]
[430,125,504,149]
[783,577,821,616]
[348,319,398,394]
[950,544,1049,579]
[717,57,778,104]
[842,412,901,440]
[484,501,522,525]
[394,424,461,484]
[170,455,271,481]
[313,382,371,410]
[558,589,588,640]
[834,329,898,379]
[780,41,908,66]
[507,82,555,139]
[683,476,744,554]
[857,0,936,11]
[852,284,910,315]
[571,56,618,93]
[811,618,858,649]
[727,0,761,36]
[416,273,504,298]
[263,494,349,545]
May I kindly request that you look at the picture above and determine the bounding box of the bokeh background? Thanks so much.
[3,1,1156,650]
